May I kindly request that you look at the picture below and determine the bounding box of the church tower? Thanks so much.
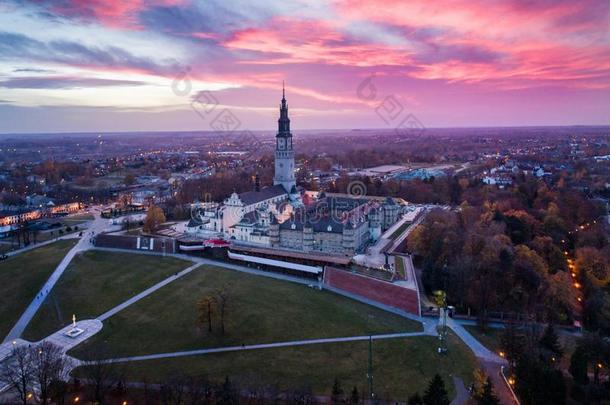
[273,82,297,194]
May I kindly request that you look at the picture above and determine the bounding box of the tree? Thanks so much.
[477,378,500,405]
[350,386,359,404]
[159,374,187,405]
[569,344,589,385]
[217,376,237,405]
[216,286,231,336]
[143,205,166,234]
[576,247,608,282]
[31,342,71,405]
[539,324,563,360]
[515,354,566,405]
[49,379,69,405]
[422,374,450,405]
[79,345,123,404]
[500,322,525,368]
[331,377,344,404]
[407,392,424,405]
[0,345,33,405]
[472,368,487,398]
[198,296,216,333]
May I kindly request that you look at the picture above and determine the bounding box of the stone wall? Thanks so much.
[94,233,176,254]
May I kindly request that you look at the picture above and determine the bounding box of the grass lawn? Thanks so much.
[24,251,192,341]
[0,240,77,338]
[464,325,503,354]
[74,333,475,401]
[36,228,82,243]
[70,266,422,359]
[394,256,406,278]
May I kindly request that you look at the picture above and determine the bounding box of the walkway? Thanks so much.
[0,320,102,365]
[3,212,108,343]
[101,331,429,364]
[450,377,469,405]
[98,262,201,321]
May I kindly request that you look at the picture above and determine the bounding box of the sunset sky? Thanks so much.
[1,0,609,133]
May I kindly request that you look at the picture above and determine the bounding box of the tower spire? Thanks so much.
[282,80,285,100]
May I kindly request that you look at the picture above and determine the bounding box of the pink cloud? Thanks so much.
[49,0,186,29]
[334,0,610,88]
[223,17,412,67]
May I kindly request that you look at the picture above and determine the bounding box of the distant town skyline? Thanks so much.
[1,0,610,133]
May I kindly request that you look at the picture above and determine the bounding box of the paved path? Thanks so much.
[0,320,102,393]
[100,331,428,364]
[3,212,108,343]
[387,208,427,254]
[98,262,201,321]
[450,377,469,405]
[447,318,504,363]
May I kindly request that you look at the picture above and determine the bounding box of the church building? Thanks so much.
[186,85,405,256]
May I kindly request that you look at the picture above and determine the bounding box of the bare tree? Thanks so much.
[160,373,188,405]
[186,376,212,405]
[31,342,71,405]
[0,344,33,405]
[198,296,216,333]
[79,345,121,404]
[216,285,231,336]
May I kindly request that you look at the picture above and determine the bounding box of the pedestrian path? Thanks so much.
[101,331,429,364]
[98,262,202,321]
[447,318,504,363]
[3,214,107,343]
[450,377,469,405]
[0,320,102,363]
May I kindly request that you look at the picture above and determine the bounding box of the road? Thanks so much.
[3,210,109,343]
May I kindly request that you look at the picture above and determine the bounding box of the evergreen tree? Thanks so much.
[515,355,566,405]
[539,324,563,359]
[422,374,450,405]
[569,344,589,385]
[408,392,424,405]
[331,377,344,404]
[477,378,500,405]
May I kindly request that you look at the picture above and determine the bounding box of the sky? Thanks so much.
[1,0,609,133]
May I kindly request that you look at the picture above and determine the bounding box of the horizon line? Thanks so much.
[2,123,610,137]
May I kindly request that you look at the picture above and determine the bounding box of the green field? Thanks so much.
[24,251,192,341]
[70,266,421,359]
[75,333,475,401]
[0,240,77,338]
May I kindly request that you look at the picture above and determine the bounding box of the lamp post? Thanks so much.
[367,335,375,402]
